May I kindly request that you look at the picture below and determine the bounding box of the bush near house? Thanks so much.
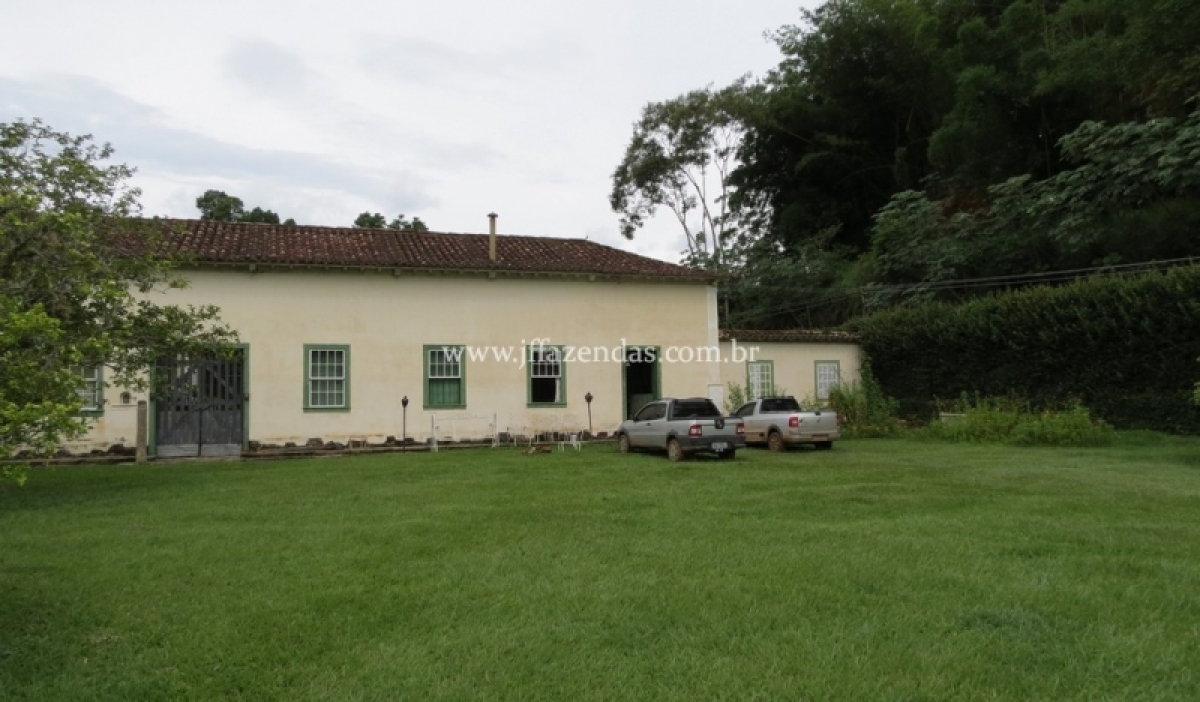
[827,368,902,437]
[851,266,1200,433]
[924,396,1114,447]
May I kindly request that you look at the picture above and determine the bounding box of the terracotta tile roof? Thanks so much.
[128,219,715,281]
[720,329,861,343]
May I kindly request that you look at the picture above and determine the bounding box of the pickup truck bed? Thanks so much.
[734,397,841,451]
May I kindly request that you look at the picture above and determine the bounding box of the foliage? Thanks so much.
[1,119,236,465]
[827,368,901,437]
[195,189,290,224]
[724,381,746,415]
[869,107,1200,305]
[618,0,1200,328]
[610,80,758,268]
[353,212,428,231]
[923,397,1114,447]
[852,266,1200,433]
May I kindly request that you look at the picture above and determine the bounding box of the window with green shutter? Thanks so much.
[78,365,103,416]
[815,360,841,402]
[747,360,774,400]
[304,345,350,411]
[425,345,465,409]
[527,345,566,407]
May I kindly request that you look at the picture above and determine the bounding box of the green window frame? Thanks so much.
[527,345,567,407]
[815,360,841,402]
[746,360,774,400]
[304,345,350,411]
[424,344,466,409]
[79,365,104,416]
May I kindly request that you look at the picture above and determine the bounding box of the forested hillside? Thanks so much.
[612,0,1200,328]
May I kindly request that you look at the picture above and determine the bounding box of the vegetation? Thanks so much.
[609,80,756,268]
[613,0,1200,329]
[924,397,1114,446]
[723,381,746,414]
[0,121,236,469]
[195,189,294,225]
[852,266,1200,432]
[827,369,901,437]
[353,212,429,231]
[4,442,1200,699]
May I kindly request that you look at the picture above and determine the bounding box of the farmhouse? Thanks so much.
[75,218,861,456]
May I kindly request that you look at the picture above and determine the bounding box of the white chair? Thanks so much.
[558,432,582,451]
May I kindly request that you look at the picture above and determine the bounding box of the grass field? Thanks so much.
[3,437,1200,700]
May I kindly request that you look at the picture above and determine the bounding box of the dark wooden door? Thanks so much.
[155,352,246,457]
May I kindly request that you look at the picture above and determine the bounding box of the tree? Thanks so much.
[868,106,1200,305]
[195,189,286,224]
[196,189,245,221]
[1,120,236,473]
[241,207,281,224]
[353,212,429,231]
[610,80,757,268]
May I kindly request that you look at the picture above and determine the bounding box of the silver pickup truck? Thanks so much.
[733,397,840,451]
[616,398,746,461]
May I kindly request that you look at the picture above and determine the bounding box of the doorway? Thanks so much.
[622,346,660,419]
[154,350,247,457]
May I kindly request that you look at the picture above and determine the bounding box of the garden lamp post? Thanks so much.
[401,395,409,451]
[585,391,594,436]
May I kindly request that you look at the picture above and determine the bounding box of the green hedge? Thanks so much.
[851,266,1200,433]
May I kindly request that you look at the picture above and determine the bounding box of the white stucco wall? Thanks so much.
[717,340,863,411]
[76,268,726,452]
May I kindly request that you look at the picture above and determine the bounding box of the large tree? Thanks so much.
[1,120,236,473]
[610,80,758,268]
[617,0,1200,328]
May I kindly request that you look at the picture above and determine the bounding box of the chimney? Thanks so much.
[487,212,498,262]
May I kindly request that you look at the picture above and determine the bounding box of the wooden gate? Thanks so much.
[154,351,246,457]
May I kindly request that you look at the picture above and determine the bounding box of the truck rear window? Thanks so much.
[761,398,801,412]
[672,400,722,419]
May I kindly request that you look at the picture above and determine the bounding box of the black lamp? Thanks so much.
[584,391,594,436]
[401,395,409,450]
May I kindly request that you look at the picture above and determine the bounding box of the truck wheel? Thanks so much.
[717,449,736,460]
[667,438,685,462]
[618,433,631,453]
[815,441,833,451]
[768,431,785,452]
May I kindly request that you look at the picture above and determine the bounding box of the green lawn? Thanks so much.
[3,437,1200,700]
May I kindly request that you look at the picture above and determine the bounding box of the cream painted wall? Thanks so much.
[75,268,726,451]
[717,340,863,411]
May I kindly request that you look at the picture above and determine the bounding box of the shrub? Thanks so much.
[724,382,747,415]
[852,266,1200,433]
[924,397,1113,446]
[827,368,902,437]
[725,382,791,414]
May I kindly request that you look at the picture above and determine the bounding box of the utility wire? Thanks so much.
[724,257,1200,328]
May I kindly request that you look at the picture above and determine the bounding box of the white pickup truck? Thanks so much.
[732,397,840,451]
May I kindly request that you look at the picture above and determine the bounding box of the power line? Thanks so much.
[725,257,1200,327]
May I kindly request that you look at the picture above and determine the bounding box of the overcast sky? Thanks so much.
[1,0,819,263]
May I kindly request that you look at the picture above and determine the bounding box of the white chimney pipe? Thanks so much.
[488,212,498,261]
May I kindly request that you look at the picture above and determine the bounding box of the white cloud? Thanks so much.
[0,0,819,261]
